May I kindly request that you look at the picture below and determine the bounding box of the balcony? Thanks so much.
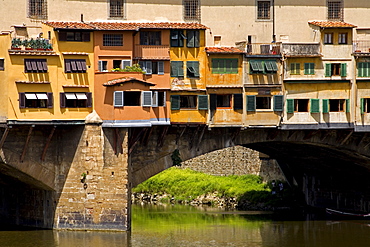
[281,43,322,57]
[9,38,57,55]
[134,45,170,60]
[353,40,370,55]
[244,43,282,57]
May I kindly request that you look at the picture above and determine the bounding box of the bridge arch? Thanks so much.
[131,126,370,212]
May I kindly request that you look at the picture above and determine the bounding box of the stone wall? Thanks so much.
[180,146,286,182]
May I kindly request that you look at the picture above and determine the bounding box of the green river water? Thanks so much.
[0,204,369,247]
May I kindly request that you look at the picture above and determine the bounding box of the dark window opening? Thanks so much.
[28,0,47,19]
[25,59,47,73]
[19,92,52,108]
[183,0,201,22]
[294,99,309,112]
[61,92,92,108]
[140,31,161,45]
[180,95,197,109]
[103,34,123,46]
[329,99,345,112]
[328,0,343,21]
[124,92,141,106]
[109,0,124,18]
[158,92,165,107]
[58,31,90,42]
[256,97,271,109]
[363,98,370,113]
[216,95,231,108]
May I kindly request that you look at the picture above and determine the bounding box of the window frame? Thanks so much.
[60,92,92,108]
[256,96,272,110]
[358,62,370,77]
[171,61,184,77]
[304,63,315,75]
[212,58,238,74]
[186,30,200,48]
[250,60,277,74]
[58,31,90,42]
[180,95,198,109]
[325,63,347,77]
[256,0,272,21]
[183,0,201,22]
[19,92,53,109]
[24,59,48,73]
[361,98,370,114]
[0,58,4,71]
[28,0,48,20]
[139,61,164,75]
[327,0,344,21]
[290,63,300,75]
[324,33,334,44]
[170,30,185,47]
[65,59,87,73]
[187,61,200,78]
[140,31,161,45]
[338,33,348,44]
[216,94,232,109]
[109,0,125,19]
[103,34,123,46]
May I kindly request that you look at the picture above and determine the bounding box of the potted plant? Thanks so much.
[11,38,22,49]
[29,38,37,50]
[35,38,44,50]
[22,39,32,50]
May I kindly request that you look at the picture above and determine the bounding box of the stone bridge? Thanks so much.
[0,122,370,231]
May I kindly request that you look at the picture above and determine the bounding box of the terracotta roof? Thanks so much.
[44,21,208,30]
[103,77,155,87]
[43,22,95,30]
[205,47,244,54]
[308,21,357,28]
[15,80,50,84]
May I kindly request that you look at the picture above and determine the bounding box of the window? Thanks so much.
[152,92,166,107]
[216,95,231,108]
[58,31,90,42]
[329,99,345,112]
[98,61,108,72]
[171,95,200,110]
[187,61,199,78]
[19,92,52,108]
[28,0,47,19]
[183,0,201,22]
[325,63,346,77]
[103,34,123,46]
[109,0,125,19]
[250,60,278,74]
[338,33,347,44]
[65,59,87,73]
[361,98,370,114]
[212,59,238,74]
[113,60,131,70]
[327,0,343,21]
[0,59,4,71]
[139,61,164,75]
[290,63,300,75]
[25,59,47,73]
[171,61,184,77]
[358,62,370,77]
[187,30,200,48]
[180,95,197,109]
[113,91,153,107]
[140,31,161,45]
[286,99,309,113]
[304,63,315,75]
[170,30,185,47]
[257,1,271,20]
[324,33,333,44]
[256,96,271,109]
[60,92,92,108]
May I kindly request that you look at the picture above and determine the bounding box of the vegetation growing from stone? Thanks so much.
[133,167,270,203]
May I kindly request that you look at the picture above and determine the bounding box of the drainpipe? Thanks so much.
[272,0,276,42]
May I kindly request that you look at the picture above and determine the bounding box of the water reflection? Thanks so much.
[1,204,370,247]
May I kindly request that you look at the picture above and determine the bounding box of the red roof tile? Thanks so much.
[205,47,244,54]
[103,77,155,87]
[308,21,357,28]
[44,21,208,30]
[43,22,95,29]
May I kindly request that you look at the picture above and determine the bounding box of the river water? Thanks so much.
[0,204,370,247]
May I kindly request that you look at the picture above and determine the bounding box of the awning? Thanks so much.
[65,93,77,99]
[75,93,87,99]
[25,93,37,99]
[36,93,48,99]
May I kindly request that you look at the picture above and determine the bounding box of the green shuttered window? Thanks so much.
[187,61,200,78]
[250,60,278,74]
[286,99,294,113]
[170,95,180,110]
[358,62,370,77]
[171,61,184,77]
[304,63,315,75]
[198,95,208,110]
[310,99,320,113]
[212,59,238,74]
[246,95,256,111]
[273,95,284,111]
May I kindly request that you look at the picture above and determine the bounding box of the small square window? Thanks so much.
[103,34,123,46]
[338,33,347,44]
[295,99,309,112]
[324,33,333,44]
[256,96,271,110]
[0,59,4,71]
[257,1,271,20]
[216,95,231,108]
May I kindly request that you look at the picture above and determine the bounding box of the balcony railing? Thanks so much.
[244,43,281,55]
[353,40,370,54]
[134,45,170,60]
[281,43,321,57]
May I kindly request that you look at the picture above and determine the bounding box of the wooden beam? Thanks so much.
[0,126,11,149]
[303,130,319,140]
[231,128,241,143]
[176,126,187,145]
[142,127,153,146]
[41,126,56,161]
[195,125,207,150]
[115,127,124,154]
[157,126,169,148]
[339,130,354,145]
[189,125,201,149]
[21,125,34,162]
[128,128,146,155]
[267,129,279,140]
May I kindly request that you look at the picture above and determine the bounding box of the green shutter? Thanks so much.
[246,95,256,112]
[170,95,180,110]
[212,59,219,74]
[345,99,350,113]
[322,99,329,113]
[304,63,314,75]
[171,61,183,77]
[325,63,332,77]
[198,95,208,110]
[273,95,284,111]
[286,99,294,113]
[361,98,365,114]
[233,94,243,110]
[366,62,370,77]
[187,61,199,77]
[341,63,347,77]
[358,62,364,77]
[310,99,320,113]
[187,30,195,47]
[231,59,238,74]
[250,61,259,72]
[170,30,179,47]
[210,94,217,110]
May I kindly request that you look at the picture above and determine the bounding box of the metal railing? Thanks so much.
[244,43,281,55]
[353,40,370,53]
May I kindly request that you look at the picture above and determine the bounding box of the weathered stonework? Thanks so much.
[181,146,286,182]
[55,114,130,231]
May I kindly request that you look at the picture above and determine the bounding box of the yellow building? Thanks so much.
[0,22,94,124]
